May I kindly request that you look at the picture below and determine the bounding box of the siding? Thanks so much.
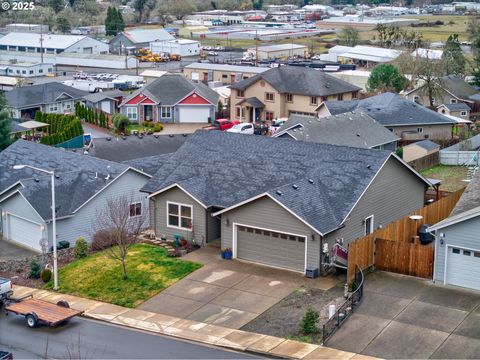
[206,209,221,241]
[46,170,149,247]
[151,186,207,244]
[0,192,45,240]
[220,196,320,269]
[434,216,480,282]
[323,157,426,249]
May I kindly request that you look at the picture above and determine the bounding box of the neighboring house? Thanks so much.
[5,82,89,119]
[437,103,470,119]
[230,66,361,122]
[110,28,174,54]
[0,140,151,252]
[274,112,399,151]
[119,74,219,124]
[87,135,187,162]
[402,139,440,162]
[317,92,456,141]
[404,75,480,113]
[183,63,268,85]
[428,173,480,291]
[82,90,125,115]
[0,32,109,54]
[140,131,429,274]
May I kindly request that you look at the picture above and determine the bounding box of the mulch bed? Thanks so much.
[241,285,346,344]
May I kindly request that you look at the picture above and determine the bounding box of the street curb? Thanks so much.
[11,286,360,360]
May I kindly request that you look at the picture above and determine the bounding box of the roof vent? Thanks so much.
[55,174,60,179]
[169,134,174,138]
[276,190,283,196]
[356,133,361,137]
[183,133,188,137]
[138,135,143,139]
[292,184,298,190]
[308,179,314,184]
[106,137,112,141]
[154,134,159,139]
[122,136,127,140]
[367,165,371,169]
[34,177,39,182]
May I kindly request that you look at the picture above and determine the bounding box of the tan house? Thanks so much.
[403,139,440,162]
[437,103,471,119]
[229,66,361,122]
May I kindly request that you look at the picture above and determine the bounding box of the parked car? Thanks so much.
[208,51,218,56]
[204,119,240,131]
[254,122,269,135]
[0,278,13,304]
[227,123,254,135]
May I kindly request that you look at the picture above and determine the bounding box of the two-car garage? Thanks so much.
[235,225,306,272]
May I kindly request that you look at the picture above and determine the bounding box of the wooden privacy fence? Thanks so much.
[408,152,440,172]
[347,187,465,282]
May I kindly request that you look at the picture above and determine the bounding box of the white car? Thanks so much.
[227,123,254,135]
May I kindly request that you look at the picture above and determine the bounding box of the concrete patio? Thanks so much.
[138,245,340,329]
[327,271,480,359]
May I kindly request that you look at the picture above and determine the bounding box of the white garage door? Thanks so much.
[100,100,111,114]
[236,225,305,272]
[7,214,43,251]
[178,106,210,123]
[446,246,480,291]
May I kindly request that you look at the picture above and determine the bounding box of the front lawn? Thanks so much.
[46,244,202,308]
[421,165,468,192]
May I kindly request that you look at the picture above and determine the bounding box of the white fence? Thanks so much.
[440,134,480,166]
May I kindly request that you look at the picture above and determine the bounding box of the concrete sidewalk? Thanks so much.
[11,285,362,359]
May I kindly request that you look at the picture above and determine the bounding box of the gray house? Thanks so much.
[139,131,429,274]
[428,174,480,291]
[0,140,151,252]
[82,90,125,115]
[317,92,456,141]
[274,112,399,151]
[119,74,219,124]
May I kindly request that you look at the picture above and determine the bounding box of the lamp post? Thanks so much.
[13,164,58,290]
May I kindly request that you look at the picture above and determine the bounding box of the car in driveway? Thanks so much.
[203,119,239,131]
[227,123,254,135]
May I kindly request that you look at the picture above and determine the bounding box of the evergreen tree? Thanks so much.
[48,0,65,13]
[442,34,466,77]
[0,111,11,151]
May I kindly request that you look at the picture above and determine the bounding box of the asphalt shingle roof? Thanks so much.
[0,140,133,220]
[87,134,187,162]
[450,171,480,217]
[276,112,399,149]
[6,82,89,109]
[143,131,395,234]
[83,90,125,103]
[440,75,479,100]
[323,93,456,127]
[121,74,219,106]
[123,153,174,176]
[230,66,361,97]
[413,139,440,151]
[440,102,471,112]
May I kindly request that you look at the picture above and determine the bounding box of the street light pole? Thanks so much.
[13,165,58,290]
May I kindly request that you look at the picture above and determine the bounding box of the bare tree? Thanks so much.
[93,194,146,279]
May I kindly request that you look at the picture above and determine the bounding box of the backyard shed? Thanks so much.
[403,140,440,163]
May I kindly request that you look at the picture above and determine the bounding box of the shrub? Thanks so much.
[301,308,320,335]
[29,259,41,279]
[396,147,403,159]
[154,124,163,132]
[73,237,89,259]
[40,268,52,283]
[91,229,115,251]
[112,113,130,133]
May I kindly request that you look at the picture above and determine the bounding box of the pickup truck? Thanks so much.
[203,119,240,131]
[0,278,13,303]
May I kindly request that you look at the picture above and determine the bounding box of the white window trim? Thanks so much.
[461,111,467,116]
[160,106,172,119]
[450,98,458,104]
[166,201,193,232]
[126,106,138,120]
[364,215,374,236]
[417,127,423,133]
[129,202,142,218]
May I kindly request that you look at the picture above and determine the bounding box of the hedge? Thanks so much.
[36,111,84,146]
[74,103,110,129]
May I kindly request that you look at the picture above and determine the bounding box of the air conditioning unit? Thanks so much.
[305,267,319,279]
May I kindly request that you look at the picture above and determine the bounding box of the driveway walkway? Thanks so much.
[160,123,206,135]
[0,238,36,260]
[138,245,339,329]
[327,271,480,359]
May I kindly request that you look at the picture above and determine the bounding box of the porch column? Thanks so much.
[252,107,255,123]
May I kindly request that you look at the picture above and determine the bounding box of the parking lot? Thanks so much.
[327,271,480,359]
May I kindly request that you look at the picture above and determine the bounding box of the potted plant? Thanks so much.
[223,248,232,260]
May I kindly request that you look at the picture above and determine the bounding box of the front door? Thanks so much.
[144,105,153,121]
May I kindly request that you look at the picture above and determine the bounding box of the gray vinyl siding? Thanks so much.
[46,170,149,247]
[0,192,45,238]
[434,216,480,283]
[220,196,320,270]
[323,157,426,249]
[206,209,221,242]
[151,186,207,244]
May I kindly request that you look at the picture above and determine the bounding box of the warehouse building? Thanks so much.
[110,28,174,54]
[150,39,201,57]
[248,43,309,60]
[5,23,49,34]
[0,61,54,77]
[0,32,109,55]
[183,63,268,84]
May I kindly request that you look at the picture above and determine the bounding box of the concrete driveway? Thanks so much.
[0,239,36,260]
[138,245,339,329]
[327,271,480,359]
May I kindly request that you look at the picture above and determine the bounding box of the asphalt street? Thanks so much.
[0,311,260,359]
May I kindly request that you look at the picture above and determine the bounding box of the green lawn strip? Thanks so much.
[46,244,202,308]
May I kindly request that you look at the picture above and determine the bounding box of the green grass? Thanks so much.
[46,244,202,308]
[126,124,146,133]
[421,165,469,192]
